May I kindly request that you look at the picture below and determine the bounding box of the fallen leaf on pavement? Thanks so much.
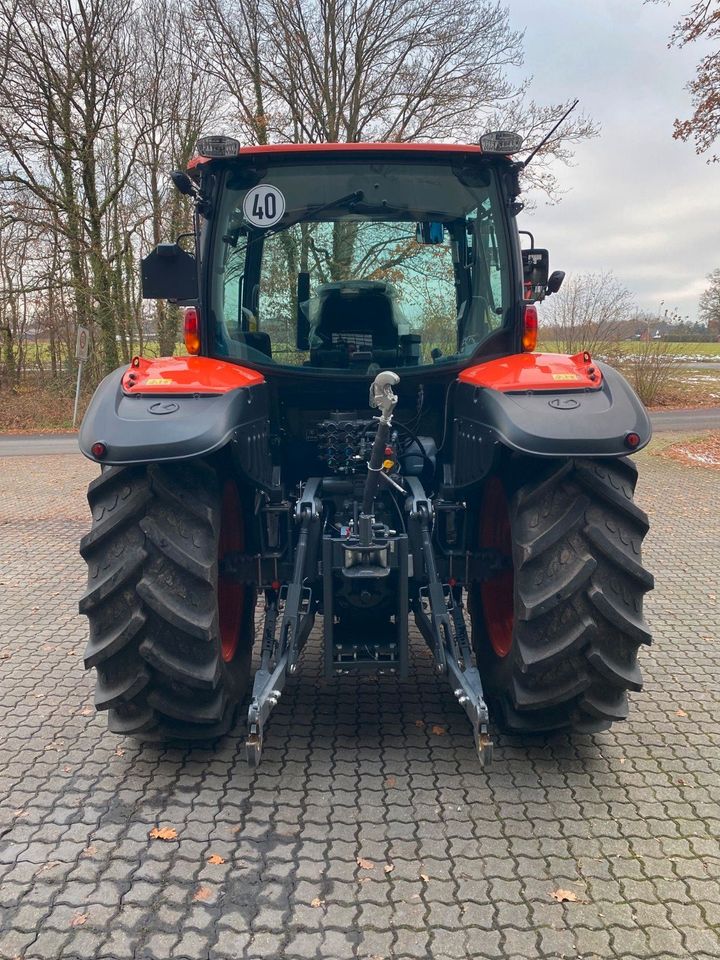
[420,873,430,882]
[310,897,324,908]
[357,857,374,870]
[431,725,446,736]
[149,826,177,841]
[115,746,125,757]
[414,720,424,728]
[83,845,97,856]
[207,854,225,865]
[551,889,580,903]
[675,709,688,717]
[79,706,93,716]
[192,886,211,902]
[384,775,397,788]
[70,914,87,927]
[0,651,11,659]
[384,863,395,874]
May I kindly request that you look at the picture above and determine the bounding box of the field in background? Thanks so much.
[537,339,720,361]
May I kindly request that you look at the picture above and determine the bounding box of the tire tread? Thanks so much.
[472,456,652,734]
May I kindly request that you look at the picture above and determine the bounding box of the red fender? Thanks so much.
[459,351,602,392]
[122,355,264,395]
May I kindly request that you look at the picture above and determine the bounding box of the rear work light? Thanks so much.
[195,135,240,158]
[184,307,201,355]
[522,304,538,352]
[479,131,524,154]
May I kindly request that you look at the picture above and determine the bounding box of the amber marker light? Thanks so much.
[522,304,538,352]
[184,307,201,355]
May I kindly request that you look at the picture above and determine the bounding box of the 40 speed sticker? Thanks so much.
[243,184,286,228]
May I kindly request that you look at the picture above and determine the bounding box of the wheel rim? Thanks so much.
[218,480,246,663]
[480,477,514,658]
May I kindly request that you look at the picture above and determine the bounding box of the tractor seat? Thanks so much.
[310,281,400,357]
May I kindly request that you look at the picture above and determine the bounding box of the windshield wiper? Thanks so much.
[265,190,366,236]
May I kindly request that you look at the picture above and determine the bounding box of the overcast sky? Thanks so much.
[507,0,717,322]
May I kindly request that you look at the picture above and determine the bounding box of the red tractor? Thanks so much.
[79,136,653,766]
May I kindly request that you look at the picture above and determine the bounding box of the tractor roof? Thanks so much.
[187,141,486,171]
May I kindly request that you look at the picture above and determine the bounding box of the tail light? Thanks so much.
[522,304,538,352]
[184,307,200,355]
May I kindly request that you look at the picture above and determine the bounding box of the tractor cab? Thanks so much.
[145,139,535,377]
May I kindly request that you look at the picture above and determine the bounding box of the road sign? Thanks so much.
[75,326,89,362]
[73,327,90,427]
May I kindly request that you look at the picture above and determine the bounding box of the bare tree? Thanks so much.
[698,267,720,337]
[540,272,636,356]
[0,0,150,374]
[198,0,597,198]
[661,1,720,160]
[132,0,226,354]
[622,314,681,405]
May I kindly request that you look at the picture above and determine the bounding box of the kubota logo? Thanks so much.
[147,401,179,415]
[548,397,580,410]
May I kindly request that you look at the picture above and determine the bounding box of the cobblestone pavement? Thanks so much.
[0,448,718,960]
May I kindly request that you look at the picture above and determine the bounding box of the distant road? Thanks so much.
[0,433,80,457]
[649,407,720,432]
[1,408,719,457]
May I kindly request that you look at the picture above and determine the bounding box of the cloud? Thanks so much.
[507,0,717,320]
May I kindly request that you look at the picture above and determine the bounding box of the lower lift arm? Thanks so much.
[245,479,321,767]
[406,477,493,766]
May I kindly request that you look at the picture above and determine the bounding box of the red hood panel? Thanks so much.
[458,352,603,392]
[122,356,264,394]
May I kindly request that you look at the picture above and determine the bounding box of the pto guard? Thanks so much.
[79,356,269,468]
[455,353,651,460]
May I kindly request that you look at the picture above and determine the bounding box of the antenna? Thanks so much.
[522,99,579,169]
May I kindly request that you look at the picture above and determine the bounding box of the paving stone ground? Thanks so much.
[0,446,718,960]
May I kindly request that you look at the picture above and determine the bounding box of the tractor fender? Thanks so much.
[79,357,270,473]
[455,356,651,460]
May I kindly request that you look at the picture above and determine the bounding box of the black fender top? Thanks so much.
[79,366,269,465]
[455,361,651,458]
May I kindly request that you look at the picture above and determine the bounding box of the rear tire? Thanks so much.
[469,457,653,734]
[79,460,255,741]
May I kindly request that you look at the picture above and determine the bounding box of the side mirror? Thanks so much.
[169,170,196,196]
[546,270,565,296]
[521,248,549,301]
[141,243,198,301]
